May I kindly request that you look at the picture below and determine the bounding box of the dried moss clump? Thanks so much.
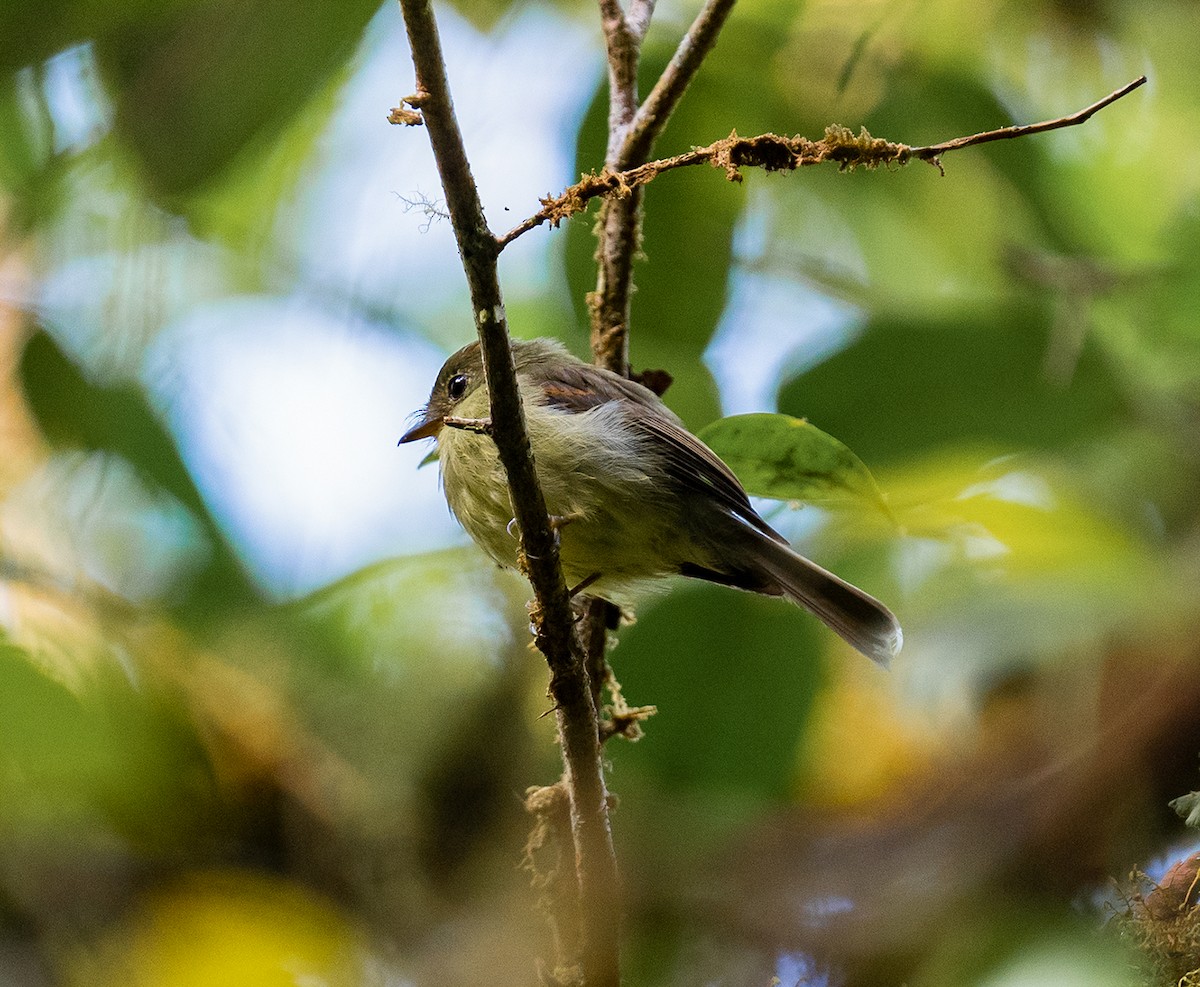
[1115,853,1200,986]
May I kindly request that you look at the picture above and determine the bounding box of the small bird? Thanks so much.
[400,338,901,665]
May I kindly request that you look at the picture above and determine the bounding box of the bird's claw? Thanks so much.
[507,513,575,548]
[569,572,602,598]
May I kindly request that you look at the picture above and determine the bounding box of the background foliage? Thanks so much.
[1,0,1198,984]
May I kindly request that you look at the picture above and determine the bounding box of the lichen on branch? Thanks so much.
[496,76,1147,250]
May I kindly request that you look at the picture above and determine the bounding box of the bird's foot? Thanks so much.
[568,572,602,598]
[507,513,576,547]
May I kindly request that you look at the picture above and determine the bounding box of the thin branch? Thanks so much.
[395,1,621,984]
[497,77,1148,248]
[598,0,640,162]
[591,0,660,375]
[499,127,903,246]
[442,414,494,435]
[910,75,1147,162]
[588,193,641,373]
[586,0,740,373]
[620,0,739,168]
[626,0,657,42]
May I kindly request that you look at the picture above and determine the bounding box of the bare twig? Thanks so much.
[597,0,640,162]
[442,414,494,435]
[626,0,657,42]
[591,0,649,374]
[910,75,1147,170]
[586,0,740,374]
[621,0,739,168]
[395,1,621,984]
[588,195,641,373]
[497,77,1147,248]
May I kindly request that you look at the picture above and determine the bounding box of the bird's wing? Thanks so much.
[535,360,666,414]
[536,359,782,542]
[624,410,783,543]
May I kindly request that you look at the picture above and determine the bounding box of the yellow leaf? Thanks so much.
[72,870,367,987]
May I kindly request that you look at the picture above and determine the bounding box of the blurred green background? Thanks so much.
[1,0,1199,984]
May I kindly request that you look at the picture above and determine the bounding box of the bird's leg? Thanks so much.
[569,572,602,598]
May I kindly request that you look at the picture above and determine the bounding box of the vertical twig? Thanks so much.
[626,0,657,43]
[590,0,646,375]
[395,1,621,984]
[583,0,741,721]
[596,0,641,163]
[589,0,740,371]
[622,0,739,166]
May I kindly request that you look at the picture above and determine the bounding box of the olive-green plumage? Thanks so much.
[401,338,901,665]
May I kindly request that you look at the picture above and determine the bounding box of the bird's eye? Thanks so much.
[446,373,469,400]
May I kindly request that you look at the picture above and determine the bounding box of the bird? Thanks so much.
[400,338,901,665]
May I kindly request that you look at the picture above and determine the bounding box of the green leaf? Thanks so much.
[18,329,257,614]
[418,447,439,469]
[1170,791,1200,829]
[698,412,891,516]
[776,306,1128,468]
[0,633,214,849]
[607,584,824,800]
[94,0,377,201]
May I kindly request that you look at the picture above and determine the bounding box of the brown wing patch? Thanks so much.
[536,361,670,415]
[529,352,783,545]
[540,381,605,413]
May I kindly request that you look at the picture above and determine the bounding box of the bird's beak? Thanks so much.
[398,412,443,444]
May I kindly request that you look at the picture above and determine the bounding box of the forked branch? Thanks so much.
[495,75,1147,249]
[394,1,621,985]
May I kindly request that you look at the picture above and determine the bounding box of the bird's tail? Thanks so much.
[745,526,902,666]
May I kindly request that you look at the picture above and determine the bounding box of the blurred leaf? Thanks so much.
[0,1,190,75]
[21,330,200,512]
[751,91,1038,318]
[864,65,1064,242]
[778,306,1128,468]
[797,661,940,808]
[72,870,368,987]
[698,412,891,516]
[880,453,1174,662]
[0,71,59,229]
[887,455,1144,581]
[0,633,214,849]
[950,487,1142,584]
[18,329,256,610]
[441,0,523,31]
[608,584,824,800]
[92,0,377,200]
[184,63,344,249]
[283,553,545,899]
[298,549,519,680]
[292,550,545,798]
[1170,791,1200,829]
[1090,210,1200,404]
